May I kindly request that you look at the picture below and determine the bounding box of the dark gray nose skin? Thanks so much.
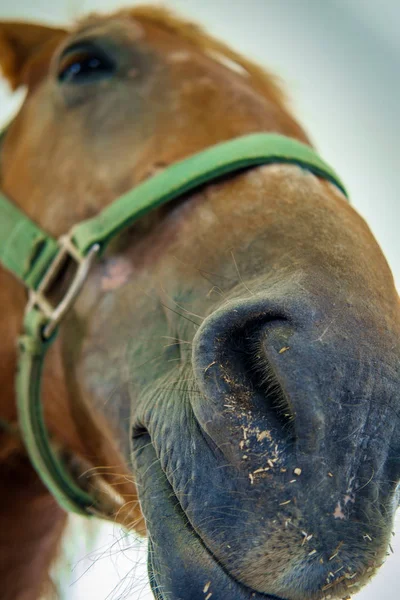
[190,293,400,590]
[192,293,400,489]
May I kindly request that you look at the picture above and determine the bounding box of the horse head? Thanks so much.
[0,7,399,600]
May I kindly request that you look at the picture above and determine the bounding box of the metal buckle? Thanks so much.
[26,236,100,339]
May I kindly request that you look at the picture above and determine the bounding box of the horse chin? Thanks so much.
[134,432,284,600]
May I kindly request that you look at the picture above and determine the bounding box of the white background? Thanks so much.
[0,1,398,599]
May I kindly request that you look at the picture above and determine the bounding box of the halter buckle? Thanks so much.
[26,236,100,339]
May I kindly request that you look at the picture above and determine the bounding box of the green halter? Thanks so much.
[0,133,348,517]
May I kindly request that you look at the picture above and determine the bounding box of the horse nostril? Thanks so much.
[229,326,296,437]
[192,300,298,446]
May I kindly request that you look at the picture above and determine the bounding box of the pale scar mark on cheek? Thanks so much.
[101,257,135,291]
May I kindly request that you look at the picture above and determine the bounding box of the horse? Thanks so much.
[0,6,399,600]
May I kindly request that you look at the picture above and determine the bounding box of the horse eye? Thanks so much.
[58,43,116,84]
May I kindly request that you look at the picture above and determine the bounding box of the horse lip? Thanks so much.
[134,430,288,600]
[147,488,289,600]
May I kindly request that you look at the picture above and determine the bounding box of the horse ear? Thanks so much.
[0,21,66,90]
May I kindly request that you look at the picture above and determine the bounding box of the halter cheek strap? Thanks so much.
[0,133,348,518]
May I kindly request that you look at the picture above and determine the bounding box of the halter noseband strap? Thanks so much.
[0,133,348,518]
